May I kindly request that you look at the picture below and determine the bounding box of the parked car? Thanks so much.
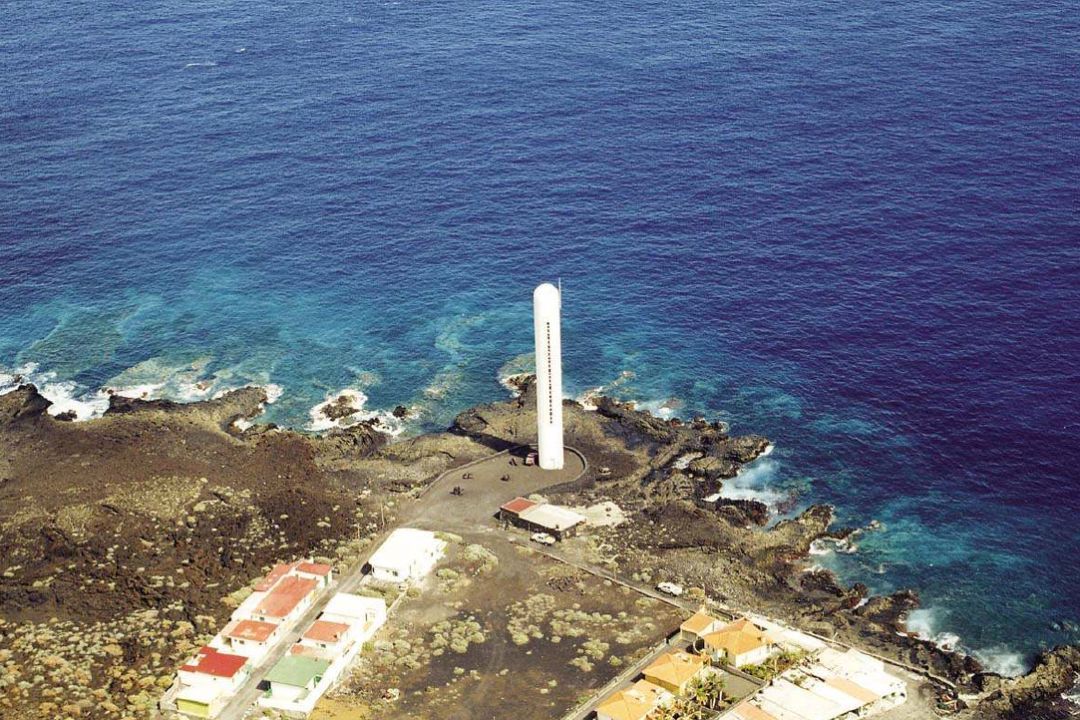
[530,532,556,546]
[656,581,684,597]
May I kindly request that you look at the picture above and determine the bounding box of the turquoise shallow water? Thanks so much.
[3,0,1079,674]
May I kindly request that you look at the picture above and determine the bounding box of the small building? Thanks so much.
[177,646,250,694]
[810,648,907,710]
[701,617,774,668]
[299,620,352,654]
[642,650,707,695]
[172,646,250,718]
[175,684,228,719]
[756,679,846,720]
[595,679,672,720]
[367,528,446,583]
[216,619,280,661]
[679,609,725,643]
[502,501,587,540]
[498,496,538,522]
[262,654,331,706]
[321,592,387,641]
[295,561,334,587]
[251,575,319,625]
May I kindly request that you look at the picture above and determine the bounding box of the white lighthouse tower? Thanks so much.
[533,282,564,470]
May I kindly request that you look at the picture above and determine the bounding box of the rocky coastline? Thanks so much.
[0,379,1075,719]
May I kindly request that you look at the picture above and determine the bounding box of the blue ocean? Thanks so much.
[2,0,1078,675]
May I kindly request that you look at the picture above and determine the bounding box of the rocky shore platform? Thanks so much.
[0,378,1075,719]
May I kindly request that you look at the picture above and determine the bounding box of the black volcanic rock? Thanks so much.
[713,497,770,527]
[0,385,52,424]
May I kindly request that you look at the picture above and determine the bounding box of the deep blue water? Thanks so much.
[3,0,1079,674]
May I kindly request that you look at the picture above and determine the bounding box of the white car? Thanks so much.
[530,532,556,546]
[656,582,684,597]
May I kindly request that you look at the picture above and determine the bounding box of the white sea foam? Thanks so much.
[1063,675,1080,708]
[722,455,788,507]
[184,61,217,68]
[575,370,636,410]
[496,353,535,397]
[110,383,165,400]
[307,388,403,436]
[973,646,1028,677]
[906,607,1029,676]
[0,362,111,420]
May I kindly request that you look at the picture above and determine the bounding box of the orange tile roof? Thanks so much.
[703,617,768,656]
[297,561,332,577]
[826,676,882,704]
[595,680,669,720]
[225,619,278,643]
[254,561,300,592]
[303,620,350,643]
[255,576,318,618]
[680,610,719,636]
[642,651,705,689]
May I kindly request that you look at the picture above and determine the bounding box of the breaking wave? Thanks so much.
[306,388,403,436]
[905,607,1029,676]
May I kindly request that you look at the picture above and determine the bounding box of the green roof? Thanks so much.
[265,655,330,687]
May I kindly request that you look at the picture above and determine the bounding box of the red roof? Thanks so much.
[255,576,318,618]
[500,497,537,515]
[225,619,278,643]
[181,646,248,679]
[303,620,350,643]
[297,561,332,577]
[254,561,300,592]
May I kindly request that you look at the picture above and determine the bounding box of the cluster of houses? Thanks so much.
[258,592,387,716]
[728,647,907,720]
[596,648,718,720]
[161,528,449,719]
[498,496,588,540]
[162,559,335,718]
[595,610,906,720]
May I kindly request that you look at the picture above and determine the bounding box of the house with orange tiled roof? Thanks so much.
[595,679,672,720]
[214,618,281,663]
[295,561,333,587]
[252,575,319,625]
[700,617,774,668]
[299,619,352,653]
[642,650,707,695]
[679,609,724,643]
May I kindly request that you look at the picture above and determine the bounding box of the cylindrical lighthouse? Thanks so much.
[533,283,564,470]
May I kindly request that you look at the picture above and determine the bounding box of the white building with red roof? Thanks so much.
[167,645,251,718]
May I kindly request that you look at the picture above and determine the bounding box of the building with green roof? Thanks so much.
[264,654,331,703]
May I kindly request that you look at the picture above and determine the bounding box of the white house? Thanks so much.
[679,610,725,644]
[367,528,446,583]
[701,618,774,667]
[213,619,281,663]
[321,593,387,641]
[172,646,250,718]
[262,654,330,707]
[250,575,319,625]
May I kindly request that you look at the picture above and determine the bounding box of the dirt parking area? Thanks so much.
[318,530,683,720]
